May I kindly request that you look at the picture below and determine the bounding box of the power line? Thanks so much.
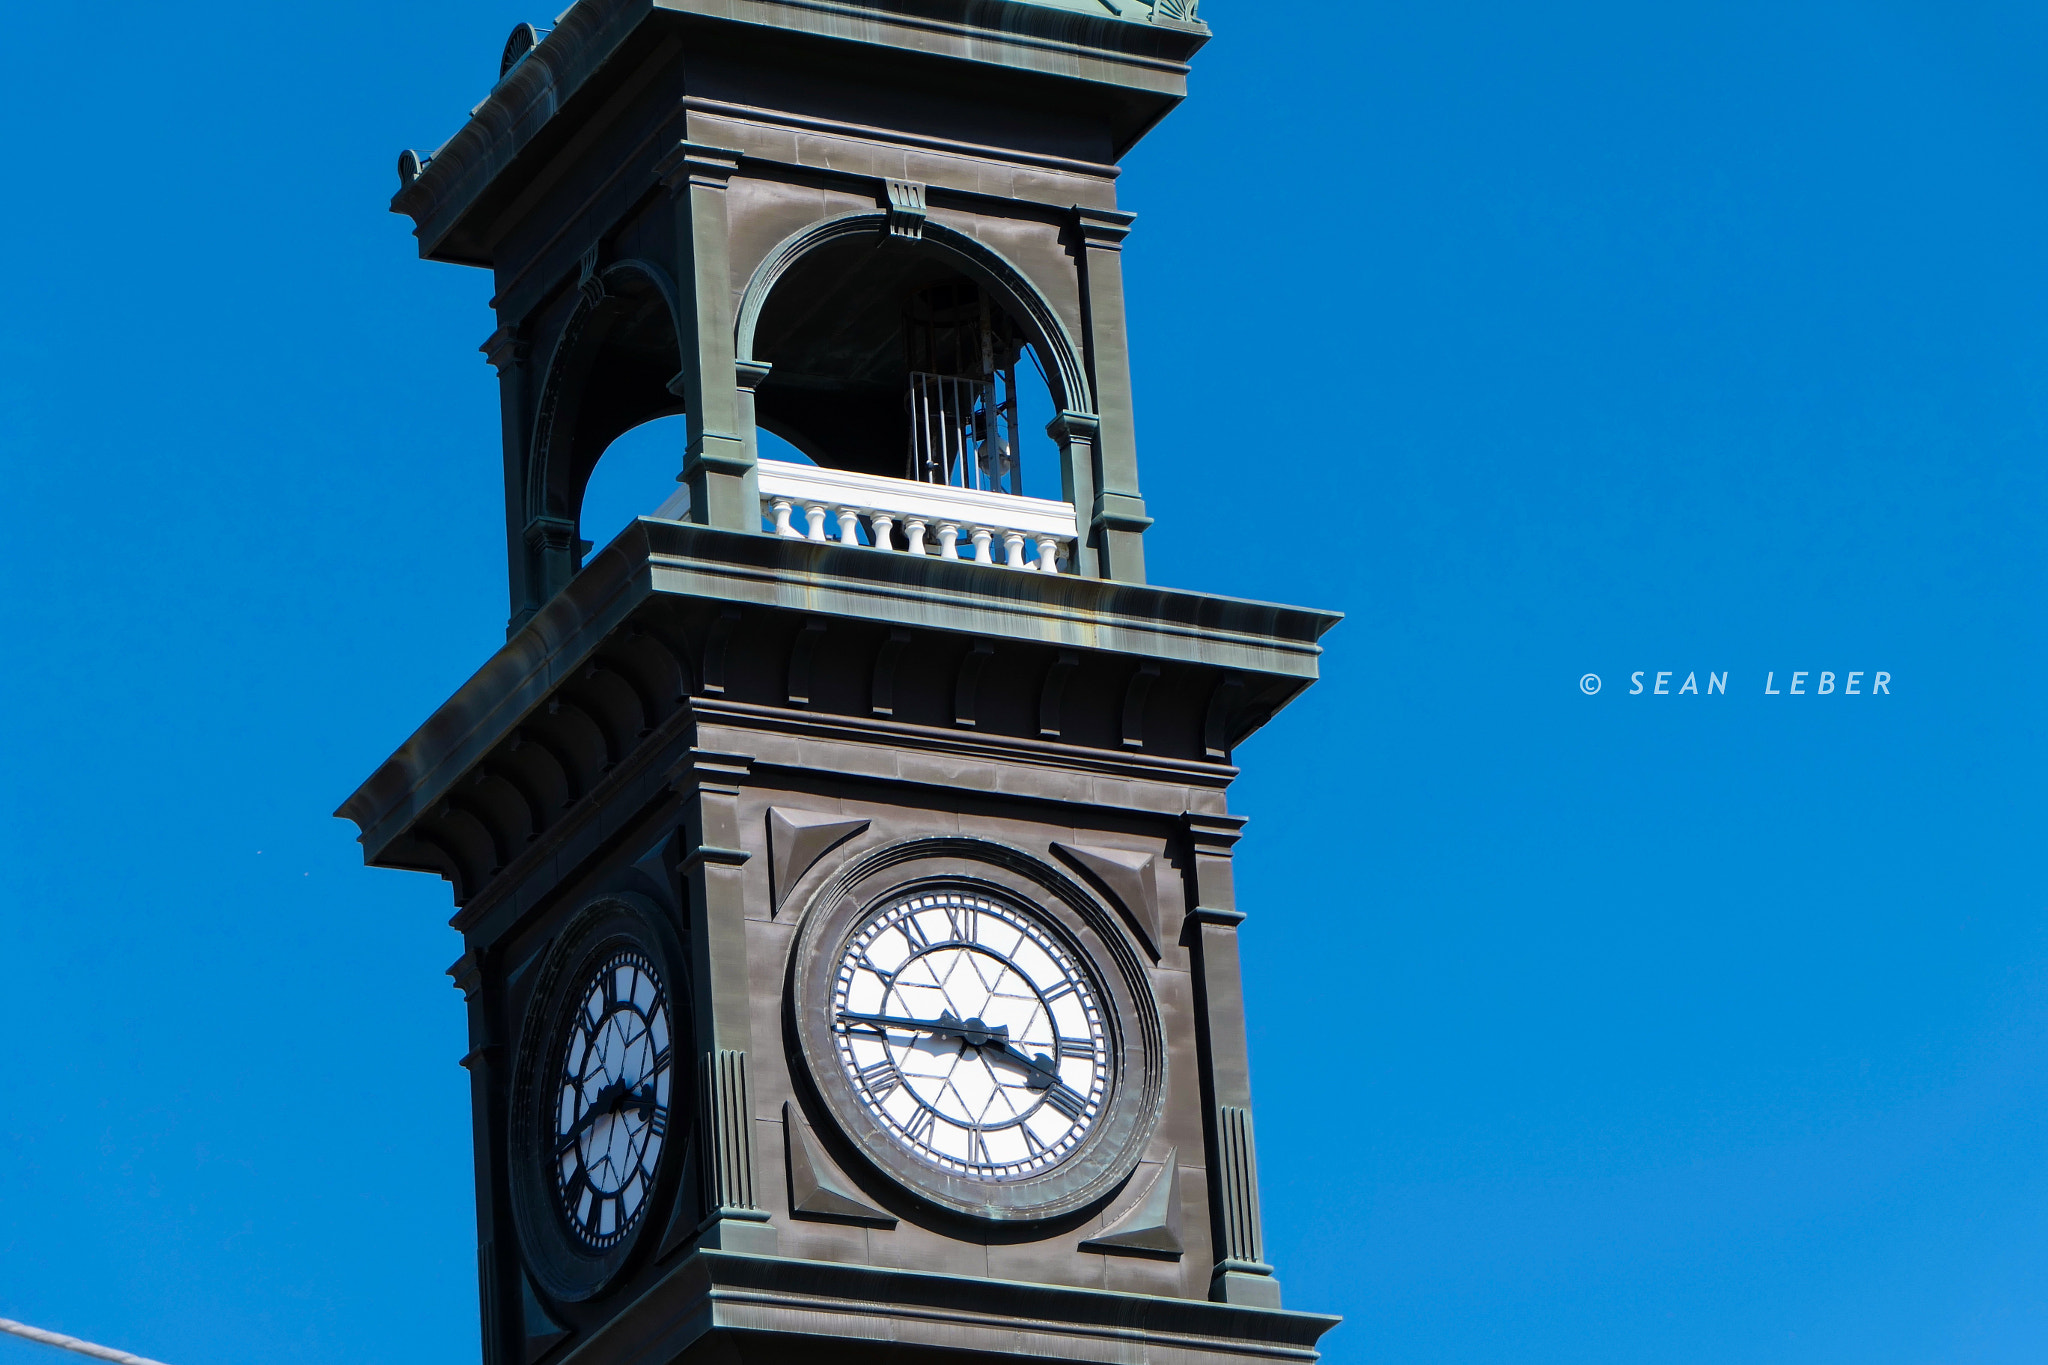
[0,1318,170,1365]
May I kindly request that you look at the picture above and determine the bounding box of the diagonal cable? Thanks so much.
[0,1318,172,1365]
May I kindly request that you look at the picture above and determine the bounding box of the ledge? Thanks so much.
[557,1249,1340,1365]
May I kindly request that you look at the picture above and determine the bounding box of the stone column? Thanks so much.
[736,359,773,470]
[1073,206,1153,583]
[1046,410,1102,579]
[675,749,776,1254]
[1182,811,1282,1308]
[482,326,538,634]
[657,142,759,531]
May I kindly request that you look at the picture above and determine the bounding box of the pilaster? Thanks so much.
[523,516,578,620]
[674,749,777,1254]
[735,359,772,471]
[1046,410,1103,579]
[658,142,759,531]
[1073,206,1152,583]
[482,326,538,634]
[451,950,520,1364]
[1181,811,1281,1309]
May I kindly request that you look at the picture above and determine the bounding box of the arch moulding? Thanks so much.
[733,213,1096,420]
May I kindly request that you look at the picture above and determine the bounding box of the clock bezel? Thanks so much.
[790,838,1164,1224]
[509,894,687,1304]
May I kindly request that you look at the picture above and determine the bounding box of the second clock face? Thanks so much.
[830,888,1111,1180]
[551,948,672,1251]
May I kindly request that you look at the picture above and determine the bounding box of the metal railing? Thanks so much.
[906,371,1022,496]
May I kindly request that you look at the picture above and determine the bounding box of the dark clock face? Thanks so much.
[550,948,672,1251]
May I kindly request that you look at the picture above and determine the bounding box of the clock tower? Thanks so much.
[341,2,1342,1362]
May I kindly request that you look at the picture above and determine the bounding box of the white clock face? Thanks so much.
[552,949,672,1250]
[831,889,1110,1180]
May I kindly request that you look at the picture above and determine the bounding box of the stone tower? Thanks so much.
[341,3,1341,1361]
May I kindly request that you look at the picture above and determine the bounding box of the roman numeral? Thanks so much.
[1040,979,1076,1004]
[944,902,977,943]
[902,1106,935,1147]
[857,1060,901,1099]
[1056,1035,1094,1059]
[897,915,929,950]
[1043,1083,1087,1122]
[857,953,895,986]
[965,1127,989,1166]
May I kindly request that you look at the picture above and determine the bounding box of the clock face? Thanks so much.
[551,948,672,1251]
[830,889,1110,1181]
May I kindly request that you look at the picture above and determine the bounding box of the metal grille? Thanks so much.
[907,371,1018,495]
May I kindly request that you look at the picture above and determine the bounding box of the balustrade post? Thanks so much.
[970,526,994,564]
[835,507,861,545]
[870,513,896,551]
[1035,536,1060,573]
[938,523,961,559]
[904,518,928,556]
[1002,530,1027,568]
[769,498,797,538]
[804,504,828,542]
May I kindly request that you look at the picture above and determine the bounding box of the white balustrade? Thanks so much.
[756,458,1074,573]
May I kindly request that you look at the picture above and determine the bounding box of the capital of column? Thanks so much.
[1046,409,1101,444]
[1072,205,1138,251]
[1184,811,1248,859]
[479,326,530,374]
[446,949,486,1000]
[523,514,576,553]
[1094,490,1154,534]
[668,747,755,796]
[656,140,743,194]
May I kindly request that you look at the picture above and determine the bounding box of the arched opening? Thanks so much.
[747,232,1066,500]
[533,264,684,550]
[579,415,813,551]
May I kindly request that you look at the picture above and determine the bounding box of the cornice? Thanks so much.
[394,0,653,262]
[391,0,1207,261]
[629,521,1339,676]
[336,521,1338,889]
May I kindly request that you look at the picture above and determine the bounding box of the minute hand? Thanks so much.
[836,1011,1008,1045]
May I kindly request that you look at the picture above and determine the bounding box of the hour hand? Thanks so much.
[989,1043,1090,1115]
[988,1041,1060,1090]
[557,1078,655,1148]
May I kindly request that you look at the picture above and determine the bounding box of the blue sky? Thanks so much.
[3,2,2045,1363]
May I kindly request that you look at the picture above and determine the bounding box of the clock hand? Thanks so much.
[837,1010,1011,1047]
[558,1077,658,1149]
[840,1012,1087,1112]
[986,1040,1062,1090]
